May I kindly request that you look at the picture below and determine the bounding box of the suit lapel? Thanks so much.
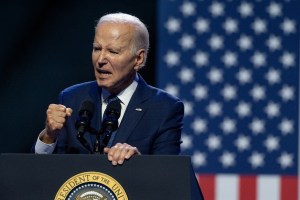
[113,76,152,143]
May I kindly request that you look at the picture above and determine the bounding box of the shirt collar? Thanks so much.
[101,74,139,106]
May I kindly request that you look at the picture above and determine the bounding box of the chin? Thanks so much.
[96,79,106,87]
[96,80,111,90]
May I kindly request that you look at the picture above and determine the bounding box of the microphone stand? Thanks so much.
[94,127,112,154]
[94,129,104,154]
[76,127,98,154]
[76,124,107,154]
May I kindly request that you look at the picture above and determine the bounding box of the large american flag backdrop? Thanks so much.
[156,0,299,200]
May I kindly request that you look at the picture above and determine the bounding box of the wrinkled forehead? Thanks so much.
[94,23,135,49]
[96,22,135,39]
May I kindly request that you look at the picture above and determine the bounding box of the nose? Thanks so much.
[97,51,108,66]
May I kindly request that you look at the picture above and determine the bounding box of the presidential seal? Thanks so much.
[55,171,128,200]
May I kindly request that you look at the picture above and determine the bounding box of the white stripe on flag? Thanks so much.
[257,175,280,200]
[216,174,238,200]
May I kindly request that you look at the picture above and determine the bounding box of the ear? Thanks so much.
[134,49,145,71]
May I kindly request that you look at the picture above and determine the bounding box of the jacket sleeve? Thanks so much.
[151,100,184,154]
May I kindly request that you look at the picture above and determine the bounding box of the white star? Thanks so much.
[206,134,222,151]
[238,1,253,17]
[279,51,295,68]
[266,2,282,18]
[222,51,238,67]
[220,118,236,134]
[223,18,238,34]
[235,134,251,152]
[206,101,223,117]
[250,85,266,101]
[193,51,209,67]
[165,17,181,33]
[248,151,264,168]
[177,67,194,84]
[264,101,280,118]
[181,133,193,150]
[164,50,180,67]
[265,68,281,85]
[191,117,207,134]
[252,18,267,34]
[179,34,196,50]
[236,67,252,84]
[183,100,194,116]
[209,1,225,17]
[208,34,224,50]
[219,151,236,168]
[250,51,266,68]
[279,85,295,101]
[237,34,253,51]
[207,67,223,84]
[164,84,179,97]
[192,151,207,167]
[266,35,281,51]
[235,101,251,118]
[264,135,280,152]
[192,84,208,101]
[180,1,196,17]
[278,118,294,135]
[280,18,296,35]
[221,84,237,101]
[194,18,210,33]
[249,118,265,134]
[277,152,293,169]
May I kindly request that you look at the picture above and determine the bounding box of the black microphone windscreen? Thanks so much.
[79,100,95,117]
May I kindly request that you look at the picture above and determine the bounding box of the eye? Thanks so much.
[93,46,101,52]
[109,50,119,54]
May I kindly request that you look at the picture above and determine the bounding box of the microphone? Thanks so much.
[102,99,121,146]
[75,100,95,134]
[75,100,95,153]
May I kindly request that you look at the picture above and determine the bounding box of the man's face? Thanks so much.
[92,22,144,94]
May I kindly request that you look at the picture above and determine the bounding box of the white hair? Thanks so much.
[96,12,149,67]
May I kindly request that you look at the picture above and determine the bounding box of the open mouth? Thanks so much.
[97,69,111,74]
[96,69,112,79]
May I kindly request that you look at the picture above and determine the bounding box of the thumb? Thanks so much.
[66,108,73,116]
[103,147,110,154]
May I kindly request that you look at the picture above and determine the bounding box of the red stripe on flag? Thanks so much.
[239,175,257,200]
[281,176,298,200]
[197,174,215,200]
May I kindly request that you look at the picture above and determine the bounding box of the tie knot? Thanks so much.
[107,95,120,104]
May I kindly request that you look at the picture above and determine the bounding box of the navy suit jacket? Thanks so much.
[54,76,184,154]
